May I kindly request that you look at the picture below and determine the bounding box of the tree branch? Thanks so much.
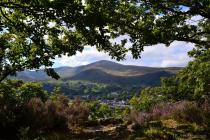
[176,37,210,46]
[0,69,14,82]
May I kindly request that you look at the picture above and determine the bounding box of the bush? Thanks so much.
[0,80,49,139]
[66,98,89,128]
[86,101,113,120]
[26,98,45,131]
[151,103,175,120]
[0,80,90,139]
[131,101,209,126]
[129,87,167,112]
[44,99,68,131]
[19,82,49,103]
[149,101,206,124]
[130,110,152,125]
[172,102,205,124]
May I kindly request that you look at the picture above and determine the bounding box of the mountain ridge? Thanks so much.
[15,60,182,81]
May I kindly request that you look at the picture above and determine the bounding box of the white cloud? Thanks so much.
[139,41,194,67]
[53,46,111,67]
[53,41,194,68]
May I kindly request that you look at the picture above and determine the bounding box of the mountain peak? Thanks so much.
[96,60,117,63]
[88,60,122,66]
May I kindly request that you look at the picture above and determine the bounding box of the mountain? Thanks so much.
[14,60,182,99]
[15,60,181,81]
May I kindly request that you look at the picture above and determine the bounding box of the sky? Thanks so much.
[53,41,194,68]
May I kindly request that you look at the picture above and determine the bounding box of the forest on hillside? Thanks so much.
[0,0,210,139]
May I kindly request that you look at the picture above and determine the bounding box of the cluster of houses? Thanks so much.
[99,99,131,108]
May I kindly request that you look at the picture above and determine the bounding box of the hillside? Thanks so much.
[66,68,173,86]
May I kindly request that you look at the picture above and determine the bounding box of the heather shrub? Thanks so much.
[132,101,209,125]
[130,110,152,125]
[24,96,90,138]
[151,103,175,120]
[149,101,206,124]
[26,98,45,131]
[19,96,70,138]
[44,99,68,131]
[130,103,176,125]
[172,101,205,124]
[0,80,91,139]
[66,98,89,128]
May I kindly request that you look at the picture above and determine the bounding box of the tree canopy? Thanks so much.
[0,0,210,81]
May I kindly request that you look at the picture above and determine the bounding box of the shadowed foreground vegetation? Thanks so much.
[1,80,210,140]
